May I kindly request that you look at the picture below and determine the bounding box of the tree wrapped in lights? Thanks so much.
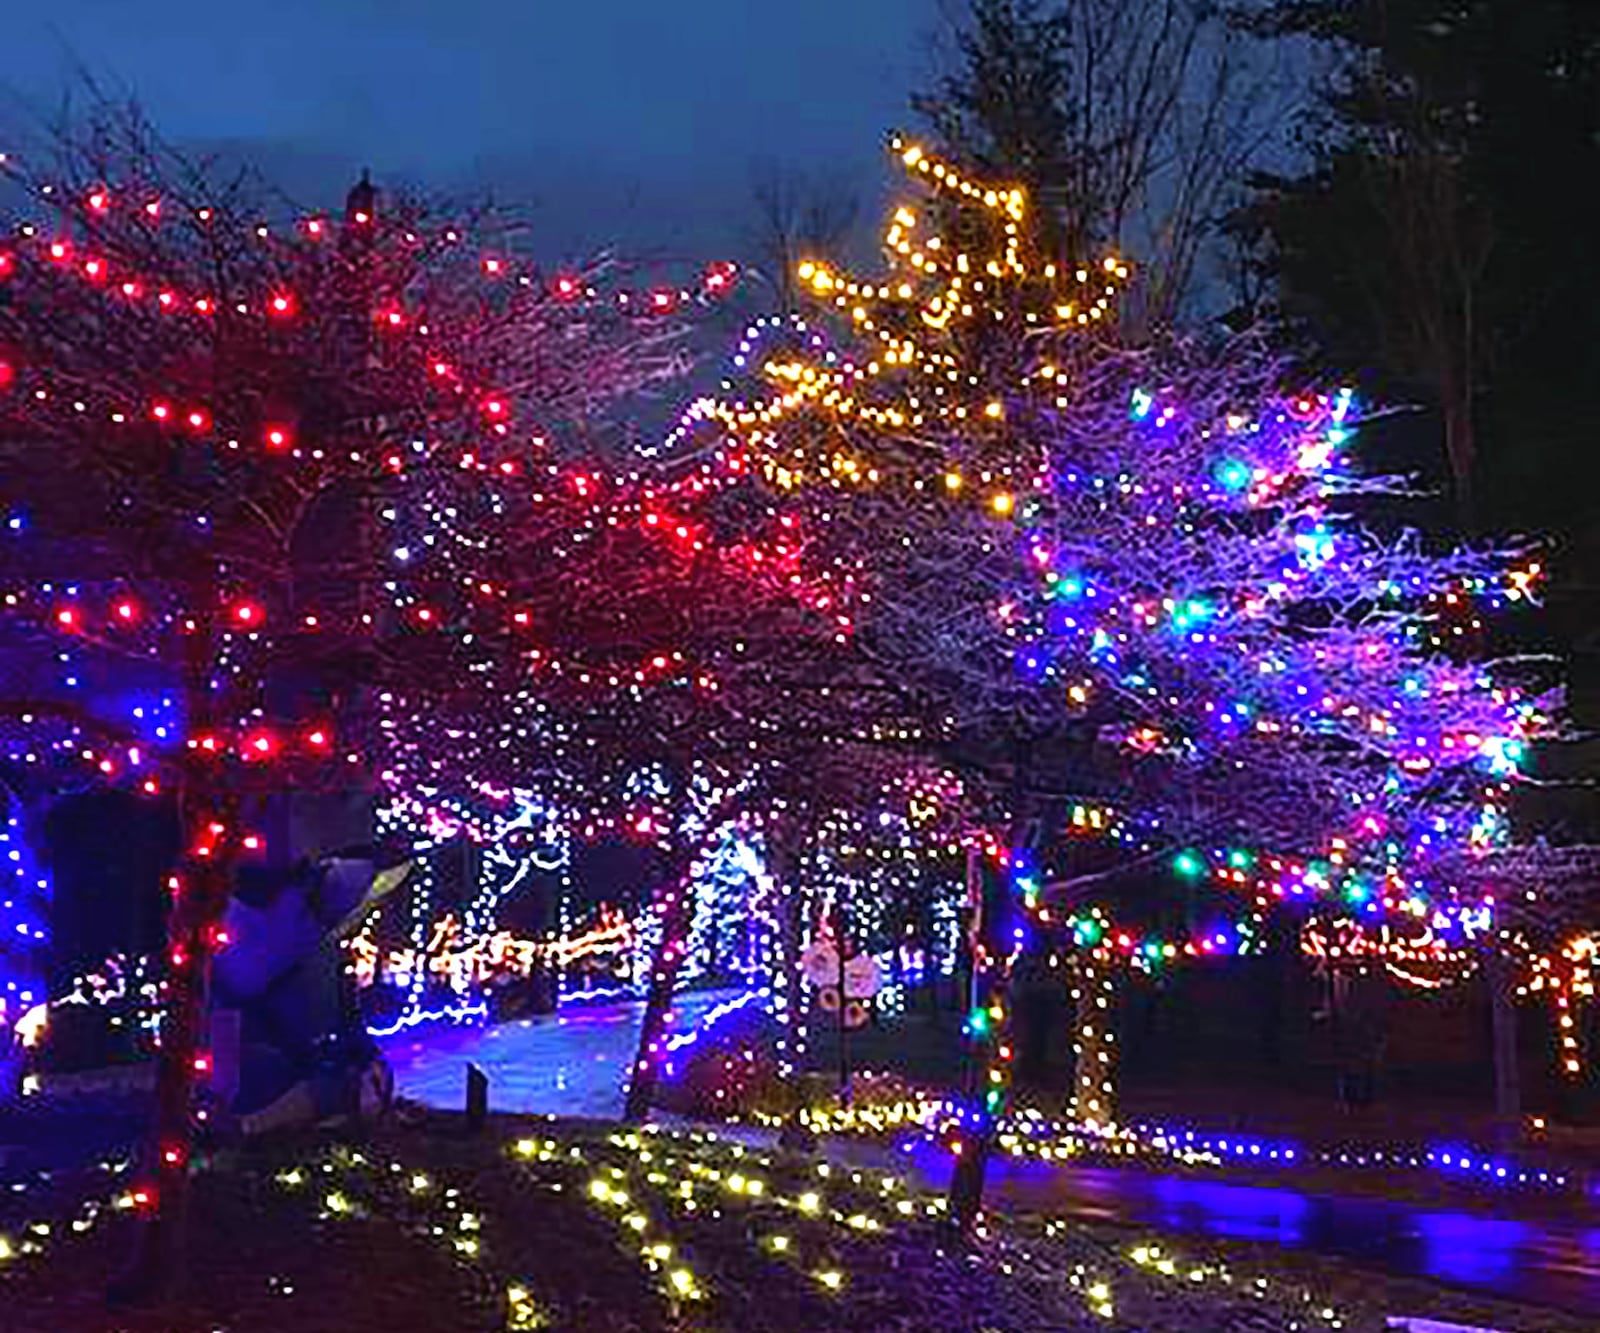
[0,774,51,1034]
[369,426,873,1117]
[703,136,1575,1225]
[0,103,724,1290]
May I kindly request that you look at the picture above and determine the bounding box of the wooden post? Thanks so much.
[465,1064,489,1133]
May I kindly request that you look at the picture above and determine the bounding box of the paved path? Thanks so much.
[380,988,738,1118]
[897,1143,1600,1319]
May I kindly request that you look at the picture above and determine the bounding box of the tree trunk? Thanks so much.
[621,854,695,1122]
[947,845,1015,1232]
[1555,944,1593,1123]
[114,592,238,1304]
[770,835,806,1077]
[1439,355,1476,526]
[946,1111,996,1230]
[947,967,1010,1229]
[113,787,238,1304]
[1488,951,1521,1150]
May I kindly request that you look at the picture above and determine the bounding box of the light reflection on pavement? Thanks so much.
[381,988,738,1119]
[902,1142,1600,1317]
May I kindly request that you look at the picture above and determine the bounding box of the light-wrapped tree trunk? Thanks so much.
[1069,944,1118,1126]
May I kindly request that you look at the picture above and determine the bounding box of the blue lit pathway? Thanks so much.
[380,987,739,1118]
[897,1144,1600,1319]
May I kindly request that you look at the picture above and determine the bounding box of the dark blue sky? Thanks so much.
[6,0,932,259]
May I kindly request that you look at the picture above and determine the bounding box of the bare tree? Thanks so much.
[743,162,861,312]
[916,0,1297,331]
[1234,0,1499,520]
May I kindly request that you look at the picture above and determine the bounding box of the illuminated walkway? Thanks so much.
[380,987,739,1118]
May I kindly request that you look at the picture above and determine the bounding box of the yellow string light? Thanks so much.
[705,136,1128,495]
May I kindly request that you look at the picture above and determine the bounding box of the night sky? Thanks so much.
[6,0,932,260]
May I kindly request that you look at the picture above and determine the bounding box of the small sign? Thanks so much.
[800,940,881,1029]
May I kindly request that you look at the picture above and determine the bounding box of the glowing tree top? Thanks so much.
[992,349,1556,943]
[698,135,1126,494]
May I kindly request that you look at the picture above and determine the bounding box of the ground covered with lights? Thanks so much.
[1,1115,1589,1333]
